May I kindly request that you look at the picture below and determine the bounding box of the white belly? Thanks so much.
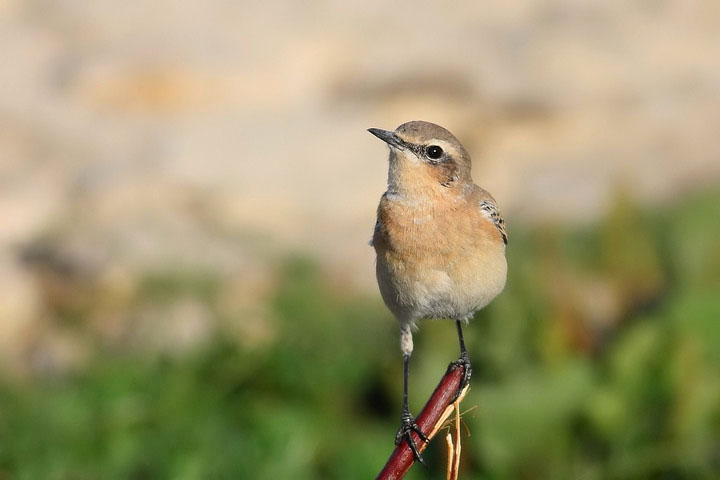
[376,248,507,326]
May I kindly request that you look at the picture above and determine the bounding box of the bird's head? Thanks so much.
[368,121,472,198]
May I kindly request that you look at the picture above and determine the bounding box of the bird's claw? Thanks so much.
[447,352,472,403]
[395,409,429,465]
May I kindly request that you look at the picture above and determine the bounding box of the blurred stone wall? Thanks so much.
[1,0,720,371]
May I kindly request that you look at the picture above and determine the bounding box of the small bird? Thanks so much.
[368,121,507,463]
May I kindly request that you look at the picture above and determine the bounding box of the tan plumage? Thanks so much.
[368,121,508,463]
[369,121,507,351]
[373,184,507,330]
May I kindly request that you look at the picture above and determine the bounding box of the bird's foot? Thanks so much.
[447,352,472,403]
[395,409,429,465]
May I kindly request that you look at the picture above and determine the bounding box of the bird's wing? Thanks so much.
[370,193,390,248]
[369,219,380,247]
[476,191,508,245]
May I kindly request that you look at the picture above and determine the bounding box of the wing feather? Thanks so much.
[479,199,508,245]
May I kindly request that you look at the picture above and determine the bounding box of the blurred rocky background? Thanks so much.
[1,1,719,479]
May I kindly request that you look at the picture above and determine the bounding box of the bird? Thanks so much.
[368,121,507,464]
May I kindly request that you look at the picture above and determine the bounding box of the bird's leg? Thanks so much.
[447,319,472,402]
[395,353,428,465]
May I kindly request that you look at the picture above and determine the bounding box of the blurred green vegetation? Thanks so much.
[1,189,719,479]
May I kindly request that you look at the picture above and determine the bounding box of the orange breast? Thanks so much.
[373,193,506,320]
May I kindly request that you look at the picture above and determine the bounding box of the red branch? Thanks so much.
[375,366,466,480]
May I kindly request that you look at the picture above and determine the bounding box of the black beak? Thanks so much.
[368,128,404,149]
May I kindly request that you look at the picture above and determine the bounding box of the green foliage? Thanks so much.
[1,190,719,479]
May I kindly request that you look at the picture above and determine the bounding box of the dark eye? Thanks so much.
[426,145,443,159]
